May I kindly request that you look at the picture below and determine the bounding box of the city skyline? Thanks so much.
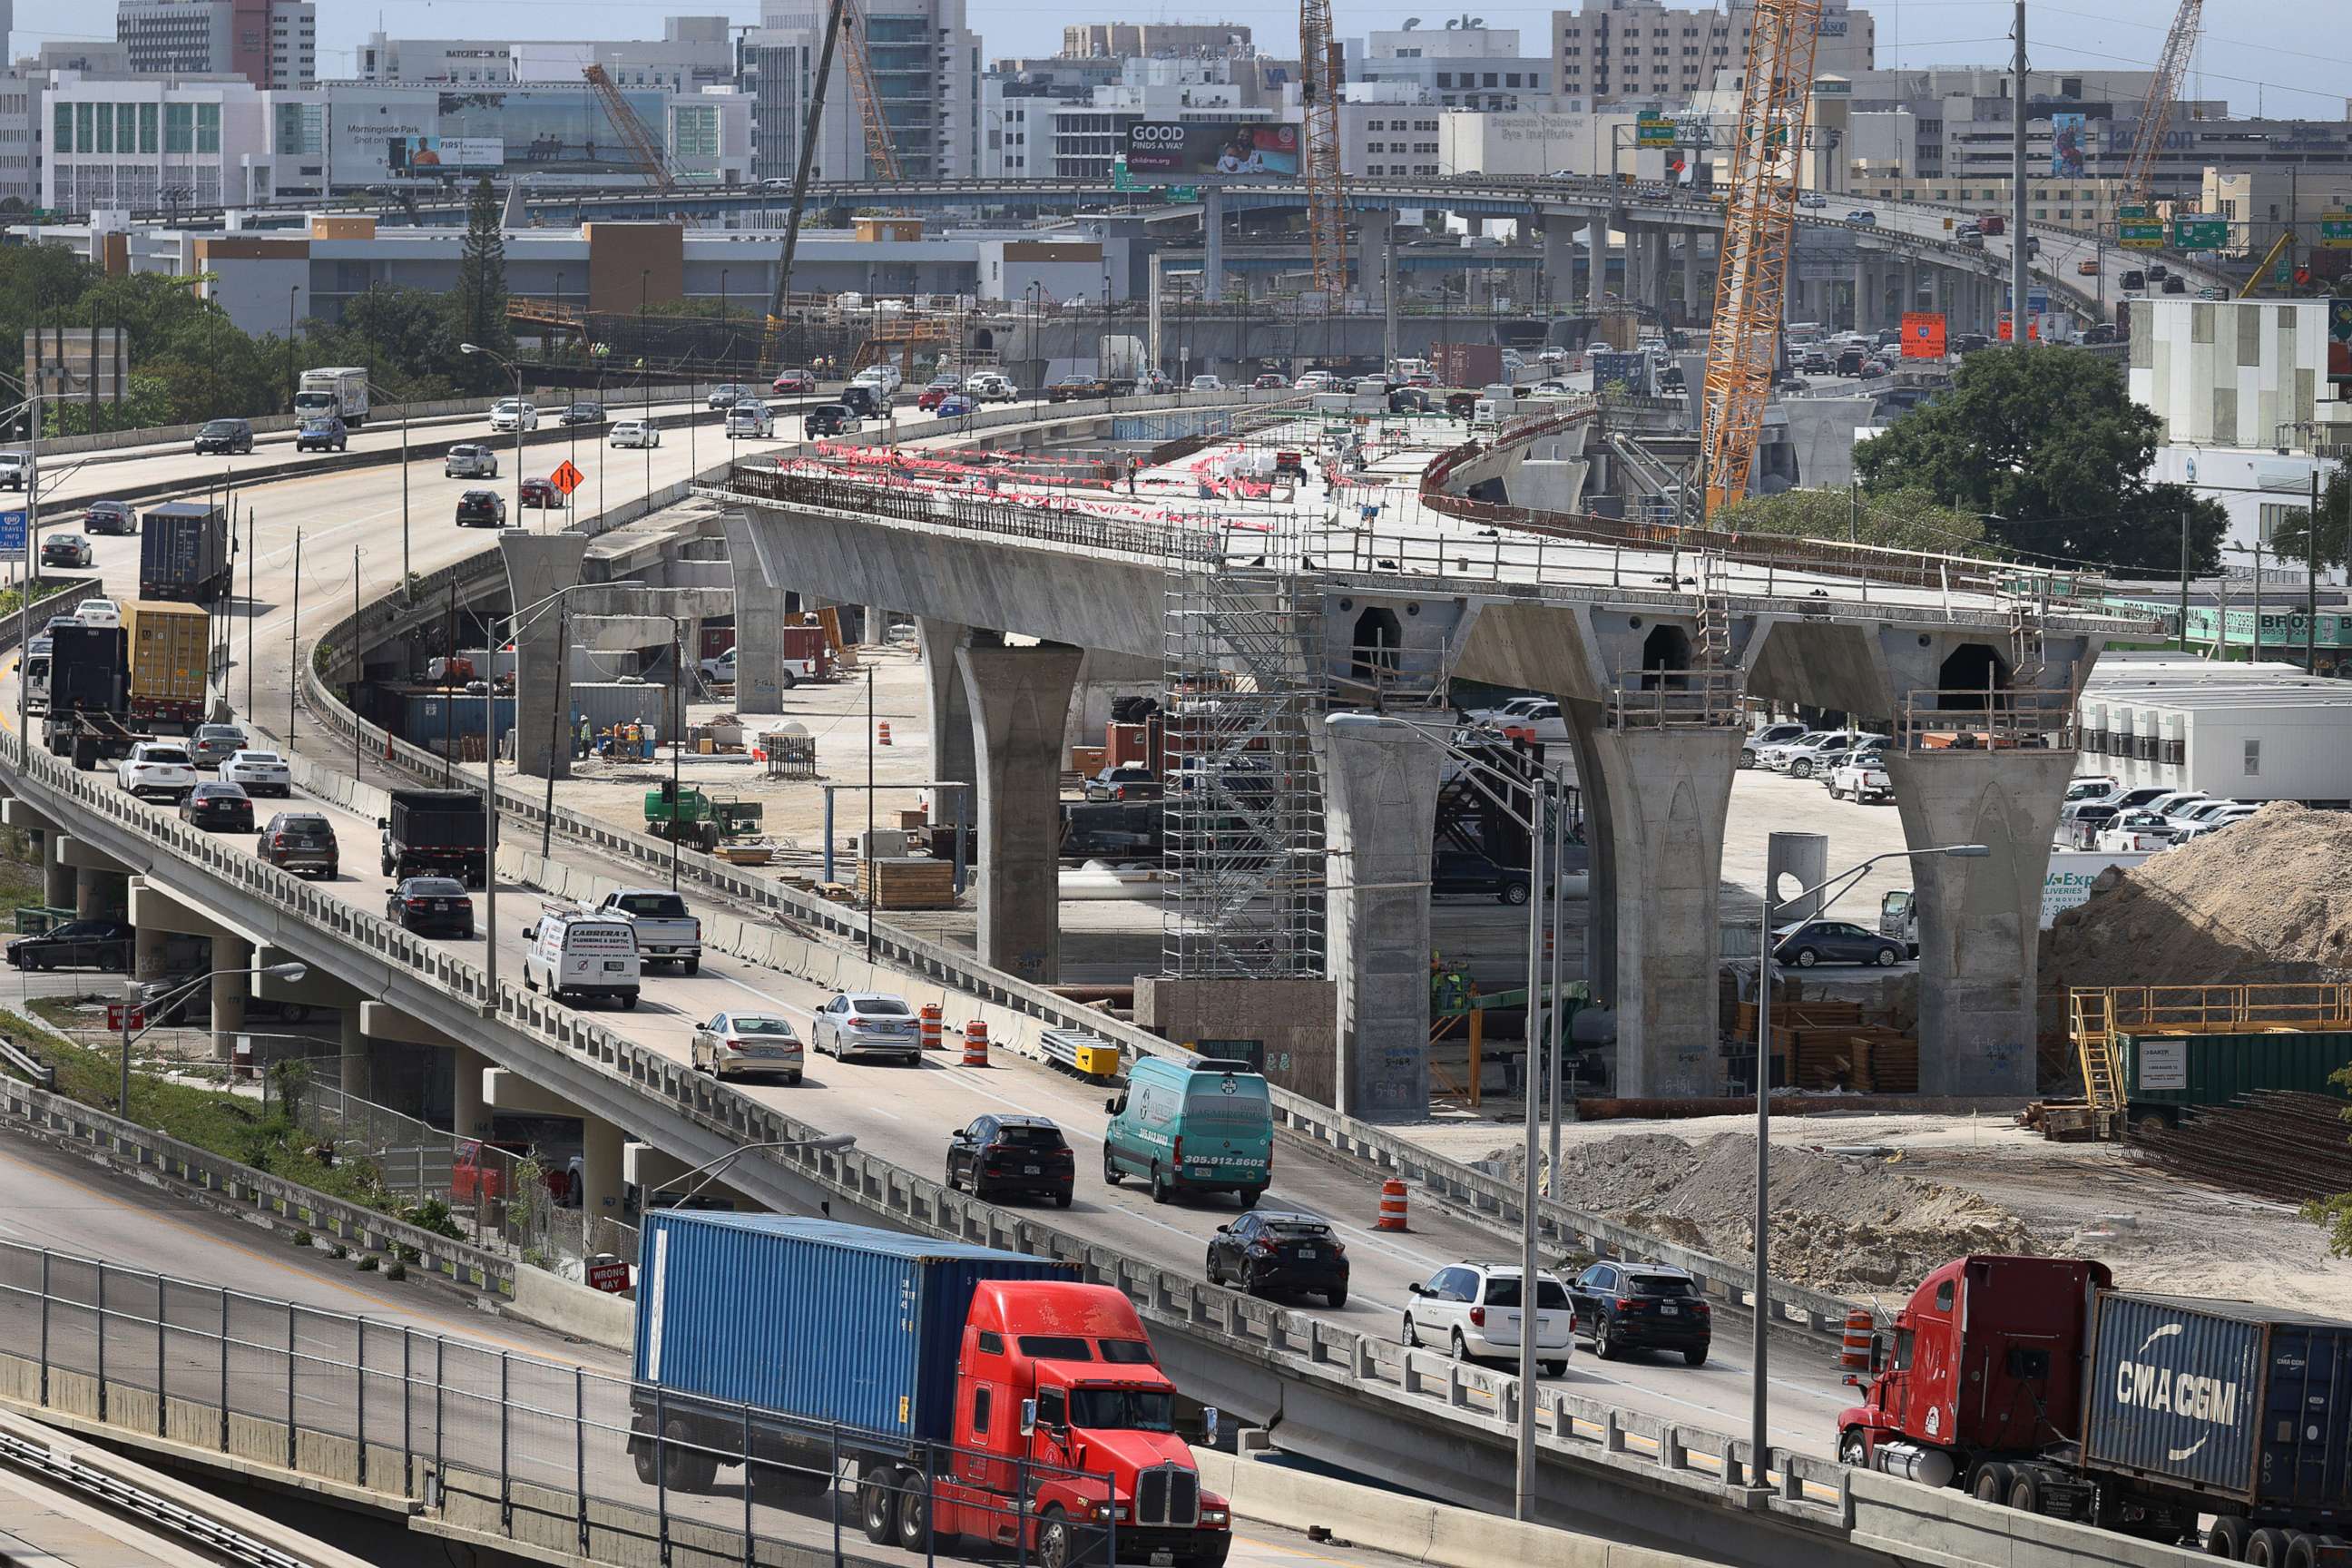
[3,0,2343,119]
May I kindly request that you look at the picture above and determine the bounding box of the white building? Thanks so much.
[43,72,272,211]
[1355,25,1554,115]
[2078,653,2352,799]
[115,0,315,90]
[749,0,980,182]
[981,76,1052,178]
[1553,0,1874,108]
[1338,83,1439,180]
[355,17,735,94]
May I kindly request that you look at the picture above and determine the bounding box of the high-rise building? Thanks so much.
[1061,24,1253,60]
[357,17,735,93]
[1354,26,1553,115]
[1553,0,1872,107]
[116,0,315,90]
[749,0,980,181]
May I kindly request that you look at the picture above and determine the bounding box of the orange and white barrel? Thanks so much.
[877,720,893,747]
[1377,1178,1409,1232]
[1841,1308,1875,1372]
[962,1019,989,1067]
[919,1003,944,1051]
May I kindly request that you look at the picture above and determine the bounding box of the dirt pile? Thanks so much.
[2041,804,2352,990]
[1495,1132,2033,1293]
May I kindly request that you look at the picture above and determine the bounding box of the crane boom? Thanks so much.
[838,2,904,184]
[1299,0,1348,295]
[1697,0,1823,516]
[583,64,678,196]
[765,0,851,338]
[2123,0,2202,201]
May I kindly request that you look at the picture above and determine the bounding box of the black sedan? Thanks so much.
[455,490,508,528]
[945,1114,1074,1206]
[386,877,475,938]
[1569,1261,1711,1366]
[82,500,136,536]
[6,917,134,972]
[1771,918,1905,968]
[558,402,605,426]
[1206,1210,1348,1307]
[179,780,254,833]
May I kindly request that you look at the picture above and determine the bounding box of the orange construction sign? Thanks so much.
[1900,311,1947,358]
[548,459,585,495]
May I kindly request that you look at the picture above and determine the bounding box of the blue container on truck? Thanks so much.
[633,1212,1074,1440]
[138,502,230,603]
[399,690,515,747]
[2082,1293,2352,1514]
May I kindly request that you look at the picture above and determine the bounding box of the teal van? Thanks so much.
[1102,1056,1273,1206]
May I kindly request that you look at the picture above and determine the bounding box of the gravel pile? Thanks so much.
[2042,803,2352,989]
[1496,1132,2034,1293]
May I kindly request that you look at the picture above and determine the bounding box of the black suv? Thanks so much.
[1569,1261,1712,1366]
[193,418,254,456]
[6,917,134,972]
[945,1114,1074,1206]
[1431,848,1531,906]
[804,404,854,436]
[455,490,507,528]
[1206,1210,1348,1307]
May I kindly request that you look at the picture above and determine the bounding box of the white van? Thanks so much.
[521,907,642,1009]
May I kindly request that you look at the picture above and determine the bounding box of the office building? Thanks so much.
[1352,26,1553,115]
[749,0,980,182]
[1553,0,1873,107]
[356,18,735,94]
[1062,24,1253,60]
[115,0,315,90]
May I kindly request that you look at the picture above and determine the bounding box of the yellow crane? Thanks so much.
[840,2,904,185]
[1697,0,1823,515]
[2123,0,2203,202]
[1299,0,1348,296]
[583,64,679,197]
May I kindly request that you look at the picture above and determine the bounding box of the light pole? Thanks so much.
[659,1133,857,1208]
[641,270,653,508]
[122,961,308,1114]
[286,284,299,412]
[460,343,528,531]
[364,379,412,588]
[1749,842,1987,1490]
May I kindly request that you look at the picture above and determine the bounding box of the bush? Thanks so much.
[385,1260,407,1281]
[401,1197,465,1241]
[290,1230,312,1249]
[327,1242,348,1259]
[356,1254,380,1272]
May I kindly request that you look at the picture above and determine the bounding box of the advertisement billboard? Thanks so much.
[388,134,505,173]
[436,88,667,177]
[1122,122,1299,179]
[2049,112,2087,179]
[1900,312,1947,359]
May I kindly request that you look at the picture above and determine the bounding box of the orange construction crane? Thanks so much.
[1697,0,1824,516]
[583,64,679,197]
[839,3,904,185]
[2123,0,2202,201]
[1299,0,1347,295]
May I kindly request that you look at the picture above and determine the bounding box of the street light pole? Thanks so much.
[661,1133,857,1208]
[122,962,307,1114]
[461,343,529,532]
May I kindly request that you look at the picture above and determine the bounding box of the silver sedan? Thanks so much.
[691,1012,804,1083]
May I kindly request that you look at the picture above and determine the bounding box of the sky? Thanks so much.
[8,1,2347,119]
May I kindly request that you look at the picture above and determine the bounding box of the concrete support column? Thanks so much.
[338,1006,368,1098]
[1881,749,2077,1097]
[1570,714,1742,1099]
[957,642,1083,983]
[720,512,789,715]
[1587,216,1610,310]
[1325,715,1443,1120]
[918,618,976,799]
[74,867,122,919]
[499,533,590,779]
[453,1044,489,1137]
[1202,187,1226,303]
[582,1115,625,1226]
[210,934,249,1063]
[1903,258,1920,321]
[1683,230,1708,320]
[1851,257,1872,332]
[1541,218,1575,309]
[131,922,170,984]
[39,829,70,908]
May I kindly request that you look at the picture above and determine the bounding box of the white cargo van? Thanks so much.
[521,906,642,1009]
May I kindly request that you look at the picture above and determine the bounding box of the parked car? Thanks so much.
[189,723,249,769]
[2060,783,2171,823]
[386,876,475,937]
[488,400,539,433]
[295,415,348,453]
[1206,1210,1348,1306]
[217,755,290,807]
[1568,1261,1711,1366]
[5,917,134,973]
[1828,754,1893,803]
[140,968,313,1026]
[179,780,254,832]
[1469,695,1569,746]
[1403,1262,1573,1376]
[257,812,339,878]
[945,1114,1075,1206]
[444,445,498,479]
[456,490,508,527]
[698,647,737,686]
[611,421,661,448]
[1772,917,1905,968]
[558,402,605,426]
[804,405,858,437]
[691,1012,804,1084]
[1293,371,1336,392]
[770,369,816,395]
[40,534,93,569]
[81,500,135,535]
[193,418,254,456]
[1083,765,1161,802]
[1741,720,1811,767]
[706,383,752,410]
[1763,730,1879,779]
[811,991,920,1062]
[117,740,197,801]
[2096,810,2184,853]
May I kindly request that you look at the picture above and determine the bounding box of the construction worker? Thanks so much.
[1126,456,1140,495]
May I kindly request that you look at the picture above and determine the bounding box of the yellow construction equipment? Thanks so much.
[1697,0,1823,516]
[1299,0,1348,296]
[2239,228,2297,299]
[2122,0,2203,202]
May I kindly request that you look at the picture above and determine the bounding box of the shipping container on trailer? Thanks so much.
[137,502,231,603]
[120,600,210,732]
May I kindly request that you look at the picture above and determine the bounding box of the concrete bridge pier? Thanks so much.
[254,954,373,1096]
[57,838,129,919]
[499,533,591,780]
[1541,217,1577,309]
[720,512,789,715]
[1587,214,1612,311]
[919,618,981,804]
[3,801,77,908]
[485,1068,627,1220]
[1202,187,1226,303]
[958,641,1084,983]
[1682,230,1710,320]
[1324,713,1444,1121]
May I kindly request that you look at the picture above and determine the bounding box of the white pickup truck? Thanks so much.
[1828,755,1893,803]
[589,889,701,974]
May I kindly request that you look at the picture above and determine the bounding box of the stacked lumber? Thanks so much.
[856,857,957,910]
[1741,1001,1920,1093]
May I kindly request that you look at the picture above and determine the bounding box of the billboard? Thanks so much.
[2049,112,2087,179]
[1122,122,1299,179]
[1900,312,1947,359]
[389,135,505,173]
[436,88,668,177]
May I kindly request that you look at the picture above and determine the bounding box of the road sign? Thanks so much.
[105,1003,145,1032]
[1636,112,1676,149]
[1111,157,1136,192]
[585,1258,632,1294]
[1167,184,1198,202]
[0,510,23,553]
[1900,312,1947,358]
[2172,217,2229,250]
[548,459,584,496]
[2322,213,2352,250]
[2120,219,2165,250]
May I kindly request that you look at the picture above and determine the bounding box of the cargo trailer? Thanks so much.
[378,788,487,887]
[121,600,210,733]
[138,502,231,603]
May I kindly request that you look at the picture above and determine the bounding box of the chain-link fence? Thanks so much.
[0,1239,1161,1568]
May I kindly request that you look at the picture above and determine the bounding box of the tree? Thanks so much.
[2269,465,2352,573]
[1854,347,2229,574]
[448,175,512,388]
[1715,486,1991,554]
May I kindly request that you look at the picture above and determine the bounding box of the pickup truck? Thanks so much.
[116,740,198,802]
[1827,755,1892,803]
[590,888,701,973]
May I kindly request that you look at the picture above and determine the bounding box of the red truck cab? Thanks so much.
[1837,1254,2110,1488]
[935,1280,1231,1568]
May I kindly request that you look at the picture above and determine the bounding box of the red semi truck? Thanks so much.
[1838,1254,2352,1559]
[631,1213,1231,1568]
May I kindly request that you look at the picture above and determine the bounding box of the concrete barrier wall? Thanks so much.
[511,1261,635,1353]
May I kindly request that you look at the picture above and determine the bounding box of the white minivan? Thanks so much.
[521,908,642,1009]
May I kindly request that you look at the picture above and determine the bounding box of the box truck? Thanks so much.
[377,788,488,887]
[631,1214,1231,1568]
[1839,1255,2352,1557]
[121,600,210,734]
[139,502,232,603]
[294,367,369,426]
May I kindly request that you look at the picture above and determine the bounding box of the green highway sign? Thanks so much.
[2172,217,2230,250]
[2321,212,2352,250]
[2119,204,2149,220]
[2120,219,2165,250]
[1636,113,1676,149]
[1112,158,1135,192]
[1168,184,1199,202]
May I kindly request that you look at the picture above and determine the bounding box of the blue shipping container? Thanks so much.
[401,691,515,742]
[634,1214,1075,1442]
[2084,1293,2352,1511]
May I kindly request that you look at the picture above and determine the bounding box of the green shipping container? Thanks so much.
[2120,1031,2352,1109]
